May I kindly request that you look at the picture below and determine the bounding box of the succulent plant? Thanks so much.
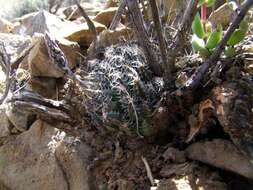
[191,0,248,58]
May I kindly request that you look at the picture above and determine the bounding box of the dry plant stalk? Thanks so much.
[149,0,169,73]
[75,0,98,58]
[126,0,162,76]
[109,0,127,30]
[0,43,11,104]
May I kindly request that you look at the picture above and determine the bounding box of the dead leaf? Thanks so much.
[186,99,215,143]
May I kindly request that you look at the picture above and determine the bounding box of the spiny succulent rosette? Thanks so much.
[80,42,164,137]
[191,0,249,58]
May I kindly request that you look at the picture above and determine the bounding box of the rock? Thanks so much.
[28,77,57,99]
[162,147,186,163]
[108,179,136,190]
[159,162,227,190]
[28,34,62,77]
[60,2,102,20]
[0,33,31,65]
[0,17,14,33]
[95,27,133,49]
[160,163,192,177]
[27,33,80,78]
[0,120,68,190]
[186,139,253,179]
[5,103,32,132]
[158,168,227,190]
[0,120,94,190]
[208,2,237,28]
[55,137,96,190]
[93,7,118,27]
[0,107,11,138]
[58,37,81,68]
[105,0,118,8]
[212,79,253,161]
[13,10,77,38]
[63,21,106,48]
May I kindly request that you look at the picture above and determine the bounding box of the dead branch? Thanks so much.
[9,91,72,121]
[10,91,71,112]
[174,0,198,55]
[0,43,11,105]
[14,101,71,122]
[164,0,198,77]
[149,0,169,73]
[8,91,89,137]
[109,0,127,30]
[75,0,98,58]
[185,0,253,90]
[126,0,163,76]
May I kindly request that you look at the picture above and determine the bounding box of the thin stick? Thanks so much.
[0,43,11,104]
[67,6,78,20]
[109,0,127,30]
[126,0,162,76]
[185,0,253,90]
[142,156,155,186]
[165,0,198,78]
[75,0,98,58]
[140,0,149,22]
[149,0,169,73]
[117,84,144,138]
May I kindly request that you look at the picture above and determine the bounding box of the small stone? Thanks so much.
[0,17,14,33]
[27,33,80,78]
[5,103,30,132]
[208,2,237,28]
[93,7,118,27]
[63,21,106,48]
[186,139,253,179]
[162,147,186,163]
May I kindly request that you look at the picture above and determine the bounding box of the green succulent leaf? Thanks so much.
[206,0,216,7]
[192,13,205,39]
[198,0,205,7]
[205,25,222,50]
[239,20,249,32]
[191,34,210,57]
[227,28,247,46]
[224,46,236,57]
[198,0,216,7]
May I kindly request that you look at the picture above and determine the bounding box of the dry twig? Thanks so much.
[109,0,127,30]
[0,43,11,105]
[126,0,162,76]
[165,0,198,77]
[142,156,155,186]
[75,0,98,58]
[149,0,169,73]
